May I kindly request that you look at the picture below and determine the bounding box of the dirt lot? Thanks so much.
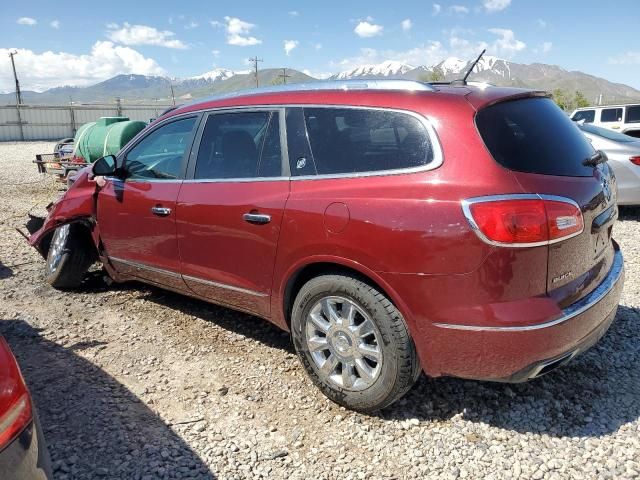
[0,141,639,480]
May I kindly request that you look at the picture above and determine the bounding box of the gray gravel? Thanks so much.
[0,141,639,480]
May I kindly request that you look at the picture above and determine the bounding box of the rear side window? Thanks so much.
[476,97,595,177]
[572,110,595,123]
[194,111,282,179]
[301,108,433,175]
[600,108,623,122]
[626,105,640,123]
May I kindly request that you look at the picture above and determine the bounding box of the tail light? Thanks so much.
[630,156,640,166]
[462,195,584,247]
[0,337,32,450]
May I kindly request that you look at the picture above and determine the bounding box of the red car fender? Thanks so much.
[271,254,415,334]
[28,167,99,255]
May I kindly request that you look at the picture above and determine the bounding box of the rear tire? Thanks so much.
[291,274,420,413]
[45,224,95,289]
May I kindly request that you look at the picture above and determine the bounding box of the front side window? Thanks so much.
[194,111,282,179]
[600,108,623,123]
[626,105,640,124]
[301,108,434,175]
[572,110,595,123]
[124,117,197,180]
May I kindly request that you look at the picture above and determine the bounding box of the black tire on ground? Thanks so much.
[290,274,421,413]
[45,224,95,289]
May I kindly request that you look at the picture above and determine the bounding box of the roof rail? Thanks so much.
[183,79,435,108]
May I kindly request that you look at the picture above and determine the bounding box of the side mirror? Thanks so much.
[92,155,117,176]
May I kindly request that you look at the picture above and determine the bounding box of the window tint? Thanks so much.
[600,108,623,122]
[286,108,316,176]
[194,111,282,179]
[125,117,196,180]
[476,97,595,177]
[572,110,595,123]
[626,105,640,124]
[302,108,433,175]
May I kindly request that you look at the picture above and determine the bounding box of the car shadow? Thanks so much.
[618,206,640,221]
[381,304,640,438]
[0,319,216,479]
[0,260,13,280]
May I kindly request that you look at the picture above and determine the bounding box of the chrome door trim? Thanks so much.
[433,249,623,332]
[109,256,268,298]
[182,274,268,297]
[110,256,182,279]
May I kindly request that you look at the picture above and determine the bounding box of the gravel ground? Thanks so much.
[0,141,639,480]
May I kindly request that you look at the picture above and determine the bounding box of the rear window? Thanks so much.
[572,110,595,123]
[626,105,640,123]
[476,97,595,177]
[302,108,434,175]
[600,108,623,122]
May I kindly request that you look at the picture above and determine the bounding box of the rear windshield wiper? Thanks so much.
[582,150,608,167]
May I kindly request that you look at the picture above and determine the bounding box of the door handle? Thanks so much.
[151,206,172,217]
[243,213,271,224]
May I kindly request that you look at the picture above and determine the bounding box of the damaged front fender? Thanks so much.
[26,167,99,256]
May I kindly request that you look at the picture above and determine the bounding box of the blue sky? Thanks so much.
[2,0,640,92]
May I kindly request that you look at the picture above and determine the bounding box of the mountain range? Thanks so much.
[2,56,639,106]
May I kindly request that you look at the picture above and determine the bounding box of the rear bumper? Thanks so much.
[417,247,624,380]
[0,411,52,480]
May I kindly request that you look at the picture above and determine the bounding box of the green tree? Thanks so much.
[574,90,590,108]
[428,67,445,82]
[271,76,285,86]
[552,88,572,111]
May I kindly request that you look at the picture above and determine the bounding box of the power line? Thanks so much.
[8,51,22,105]
[278,68,292,84]
[249,56,263,88]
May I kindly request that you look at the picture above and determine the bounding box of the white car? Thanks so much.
[571,104,640,138]
[577,122,640,205]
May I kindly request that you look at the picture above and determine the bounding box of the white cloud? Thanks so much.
[487,28,526,57]
[432,4,442,15]
[184,21,198,30]
[284,40,299,56]
[332,27,527,70]
[354,21,383,38]
[450,5,470,14]
[17,17,37,26]
[222,16,261,46]
[107,23,187,49]
[608,51,640,65]
[212,49,221,58]
[288,11,299,17]
[50,20,60,29]
[401,19,412,31]
[314,43,323,50]
[541,41,552,53]
[536,19,547,28]
[0,42,165,92]
[483,0,511,12]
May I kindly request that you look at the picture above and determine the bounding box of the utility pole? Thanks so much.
[169,79,176,106]
[249,56,263,88]
[9,51,22,105]
[278,68,291,85]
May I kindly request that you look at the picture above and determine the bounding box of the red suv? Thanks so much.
[27,80,624,412]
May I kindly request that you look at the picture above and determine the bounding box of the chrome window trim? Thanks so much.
[461,194,584,248]
[182,177,289,184]
[109,256,268,298]
[433,248,623,332]
[163,104,443,182]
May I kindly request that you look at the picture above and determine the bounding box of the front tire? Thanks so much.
[291,274,420,413]
[45,224,95,289]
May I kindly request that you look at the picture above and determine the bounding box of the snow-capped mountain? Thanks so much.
[331,61,415,80]
[187,68,235,83]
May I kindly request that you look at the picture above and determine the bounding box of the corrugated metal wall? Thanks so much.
[0,104,171,141]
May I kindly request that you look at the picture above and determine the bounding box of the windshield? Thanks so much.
[578,123,637,143]
[476,97,596,177]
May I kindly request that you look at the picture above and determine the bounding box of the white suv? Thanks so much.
[571,104,640,138]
